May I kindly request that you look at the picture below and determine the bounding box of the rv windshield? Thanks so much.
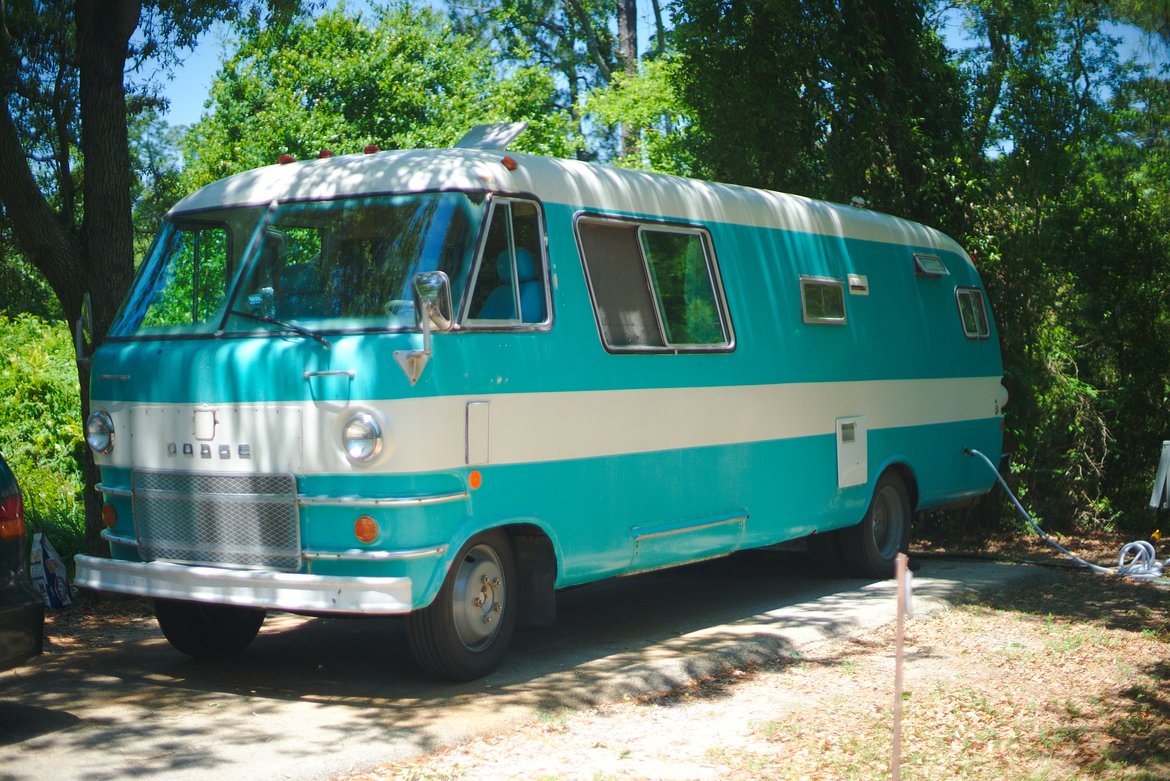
[110,192,485,338]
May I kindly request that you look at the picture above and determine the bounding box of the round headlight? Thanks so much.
[86,410,115,454]
[342,412,383,462]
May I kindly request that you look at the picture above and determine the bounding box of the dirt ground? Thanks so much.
[331,533,1170,781]
[37,532,1170,781]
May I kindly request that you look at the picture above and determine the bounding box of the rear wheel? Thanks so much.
[153,599,266,659]
[839,470,912,579]
[407,530,517,681]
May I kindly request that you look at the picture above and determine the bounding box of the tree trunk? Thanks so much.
[616,0,638,159]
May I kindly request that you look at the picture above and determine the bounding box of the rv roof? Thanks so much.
[170,147,966,257]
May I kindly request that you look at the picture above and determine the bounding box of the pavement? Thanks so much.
[0,551,1061,781]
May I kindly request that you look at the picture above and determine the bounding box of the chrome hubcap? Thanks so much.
[451,544,505,651]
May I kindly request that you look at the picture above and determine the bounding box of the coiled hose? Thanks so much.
[964,448,1166,581]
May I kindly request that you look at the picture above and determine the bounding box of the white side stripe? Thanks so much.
[93,376,1002,476]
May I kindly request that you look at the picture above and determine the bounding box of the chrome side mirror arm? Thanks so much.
[394,271,453,386]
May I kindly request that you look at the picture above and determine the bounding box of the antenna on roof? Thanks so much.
[454,122,528,151]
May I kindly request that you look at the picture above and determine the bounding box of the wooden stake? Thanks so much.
[892,552,908,781]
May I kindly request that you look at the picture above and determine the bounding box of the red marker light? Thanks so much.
[363,145,380,154]
[278,154,295,165]
[318,149,334,158]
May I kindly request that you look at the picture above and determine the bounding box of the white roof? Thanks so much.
[171,147,966,256]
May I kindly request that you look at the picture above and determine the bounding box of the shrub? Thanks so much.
[0,314,85,559]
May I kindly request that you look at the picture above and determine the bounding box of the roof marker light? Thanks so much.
[318,149,334,158]
[364,145,380,154]
[278,154,295,165]
[501,155,518,171]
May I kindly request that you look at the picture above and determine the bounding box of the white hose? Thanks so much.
[964,448,1166,580]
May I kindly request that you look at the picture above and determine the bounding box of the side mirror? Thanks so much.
[412,271,453,332]
[395,271,453,386]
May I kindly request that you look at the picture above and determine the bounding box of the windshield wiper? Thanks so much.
[228,309,331,350]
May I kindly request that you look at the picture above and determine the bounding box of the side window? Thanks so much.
[466,199,548,325]
[800,276,846,325]
[141,224,231,329]
[956,287,990,339]
[577,216,733,351]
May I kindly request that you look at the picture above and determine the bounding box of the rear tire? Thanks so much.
[839,471,912,579]
[154,599,266,659]
[407,530,517,681]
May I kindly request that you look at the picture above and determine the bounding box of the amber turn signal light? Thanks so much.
[354,515,379,544]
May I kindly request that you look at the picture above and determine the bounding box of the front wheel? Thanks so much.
[839,471,912,579]
[153,599,266,659]
[406,530,517,681]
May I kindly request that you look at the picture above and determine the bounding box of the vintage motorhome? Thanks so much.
[75,127,1006,680]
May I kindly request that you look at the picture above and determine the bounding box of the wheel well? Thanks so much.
[886,463,919,512]
[503,523,557,627]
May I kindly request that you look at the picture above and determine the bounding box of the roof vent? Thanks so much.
[850,196,867,209]
[455,122,528,151]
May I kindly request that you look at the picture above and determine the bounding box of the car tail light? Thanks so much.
[0,491,25,539]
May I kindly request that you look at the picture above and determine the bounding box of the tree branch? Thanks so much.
[0,100,78,305]
[564,0,612,82]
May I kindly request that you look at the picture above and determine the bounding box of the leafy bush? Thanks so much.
[0,314,85,558]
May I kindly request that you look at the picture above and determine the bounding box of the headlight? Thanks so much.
[342,412,383,462]
[86,410,115,454]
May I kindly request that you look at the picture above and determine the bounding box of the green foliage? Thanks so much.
[0,244,62,320]
[583,56,700,175]
[0,315,85,557]
[181,3,573,189]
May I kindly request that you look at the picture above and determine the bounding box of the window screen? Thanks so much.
[577,217,731,351]
[800,276,846,324]
[956,287,990,339]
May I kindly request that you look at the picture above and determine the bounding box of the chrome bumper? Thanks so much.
[74,555,412,615]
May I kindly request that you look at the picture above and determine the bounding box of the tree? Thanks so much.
[672,0,970,229]
[0,0,298,554]
[450,0,618,156]
[181,4,573,189]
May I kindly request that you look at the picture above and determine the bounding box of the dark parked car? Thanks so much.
[0,451,44,672]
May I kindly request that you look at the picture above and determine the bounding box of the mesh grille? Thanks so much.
[131,470,300,570]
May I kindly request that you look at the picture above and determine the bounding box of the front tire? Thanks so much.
[153,599,266,659]
[407,530,517,681]
[839,471,912,579]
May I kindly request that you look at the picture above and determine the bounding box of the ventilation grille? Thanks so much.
[131,470,300,570]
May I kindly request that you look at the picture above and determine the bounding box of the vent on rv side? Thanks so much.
[454,123,528,151]
[913,252,949,277]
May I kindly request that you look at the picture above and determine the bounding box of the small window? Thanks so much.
[577,216,732,352]
[800,276,846,325]
[956,287,990,339]
[914,252,949,277]
[466,198,548,325]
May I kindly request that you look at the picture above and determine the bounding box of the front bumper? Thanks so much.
[74,555,412,614]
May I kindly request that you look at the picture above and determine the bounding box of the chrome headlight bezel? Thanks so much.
[86,410,115,455]
[341,411,383,463]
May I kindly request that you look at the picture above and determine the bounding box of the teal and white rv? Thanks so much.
[75,126,1006,680]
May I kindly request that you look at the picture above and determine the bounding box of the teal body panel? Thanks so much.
[91,188,1005,611]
